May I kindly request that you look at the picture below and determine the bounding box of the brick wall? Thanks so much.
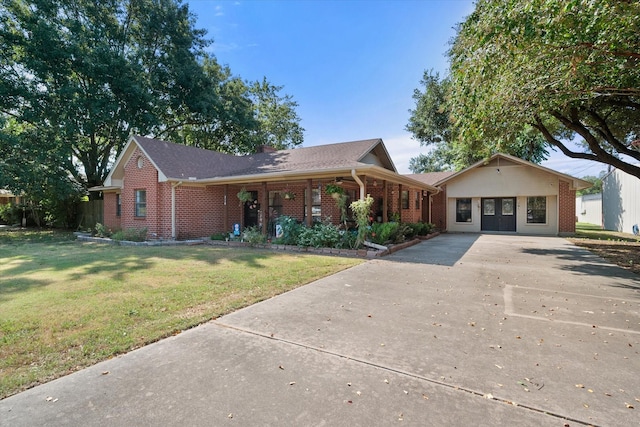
[431,185,447,231]
[114,158,432,239]
[119,148,160,239]
[558,179,576,234]
[103,192,121,231]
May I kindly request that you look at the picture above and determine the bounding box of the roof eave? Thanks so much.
[163,164,438,191]
[434,153,593,189]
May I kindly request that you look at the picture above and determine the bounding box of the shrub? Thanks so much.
[369,222,399,245]
[274,215,302,245]
[242,226,266,245]
[111,227,147,242]
[211,232,227,241]
[297,222,341,248]
[94,223,111,238]
[406,222,435,237]
[350,195,374,248]
[338,229,359,249]
[0,203,21,225]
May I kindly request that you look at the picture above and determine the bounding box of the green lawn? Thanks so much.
[0,229,363,399]
[574,222,640,242]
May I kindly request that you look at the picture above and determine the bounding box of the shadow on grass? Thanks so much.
[0,241,314,301]
[0,277,54,302]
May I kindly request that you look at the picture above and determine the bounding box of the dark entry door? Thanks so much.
[243,191,260,228]
[481,197,516,232]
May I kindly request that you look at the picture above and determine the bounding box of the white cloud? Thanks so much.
[380,134,425,174]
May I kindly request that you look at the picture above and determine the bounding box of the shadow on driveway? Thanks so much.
[386,233,479,266]
[523,247,640,292]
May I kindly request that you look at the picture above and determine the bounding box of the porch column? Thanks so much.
[382,180,388,223]
[223,184,229,233]
[261,182,268,235]
[306,179,313,227]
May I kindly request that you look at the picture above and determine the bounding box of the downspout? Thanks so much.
[171,181,183,239]
[351,169,365,200]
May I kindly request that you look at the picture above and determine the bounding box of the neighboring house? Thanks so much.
[0,189,19,205]
[602,167,640,234]
[90,136,438,240]
[409,153,591,235]
[575,193,602,226]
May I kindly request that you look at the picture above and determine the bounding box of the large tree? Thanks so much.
[406,70,548,172]
[1,0,303,200]
[447,0,640,178]
[1,0,216,191]
[249,77,304,150]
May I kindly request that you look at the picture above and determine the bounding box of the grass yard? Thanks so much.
[0,228,363,399]
[569,223,640,275]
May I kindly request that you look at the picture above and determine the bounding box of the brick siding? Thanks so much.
[558,179,576,234]
[107,152,429,240]
[431,185,447,231]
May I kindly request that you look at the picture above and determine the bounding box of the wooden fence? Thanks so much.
[78,200,103,231]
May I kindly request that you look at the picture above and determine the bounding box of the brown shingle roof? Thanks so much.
[133,136,387,180]
[405,172,455,186]
[134,136,245,180]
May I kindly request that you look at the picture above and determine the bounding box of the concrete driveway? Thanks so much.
[1,234,639,426]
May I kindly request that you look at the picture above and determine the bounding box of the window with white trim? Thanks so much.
[526,196,546,223]
[456,198,472,222]
[135,190,146,217]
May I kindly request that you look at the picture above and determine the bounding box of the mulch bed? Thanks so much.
[569,238,640,276]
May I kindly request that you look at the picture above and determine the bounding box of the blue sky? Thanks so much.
[186,0,606,178]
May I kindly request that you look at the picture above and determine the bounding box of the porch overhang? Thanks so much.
[161,164,439,193]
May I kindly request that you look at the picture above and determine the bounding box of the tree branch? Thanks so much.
[550,110,640,178]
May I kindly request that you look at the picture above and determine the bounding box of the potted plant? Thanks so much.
[324,183,344,200]
[237,188,252,203]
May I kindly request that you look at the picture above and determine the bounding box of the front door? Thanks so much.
[481,197,516,232]
[243,191,260,228]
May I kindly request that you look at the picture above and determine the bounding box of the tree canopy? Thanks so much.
[0,0,304,200]
[446,0,640,178]
[406,70,548,172]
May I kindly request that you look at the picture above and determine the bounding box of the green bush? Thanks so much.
[274,215,302,245]
[94,223,111,238]
[350,195,374,247]
[0,203,21,224]
[369,222,412,245]
[297,222,341,248]
[369,222,398,245]
[211,232,227,241]
[242,226,266,245]
[338,229,359,249]
[405,222,434,237]
[111,227,147,242]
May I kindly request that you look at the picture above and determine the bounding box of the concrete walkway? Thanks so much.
[1,234,638,426]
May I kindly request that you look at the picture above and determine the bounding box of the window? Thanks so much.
[415,191,420,210]
[401,190,409,209]
[456,198,472,222]
[527,196,546,223]
[304,188,321,223]
[483,199,495,216]
[502,198,514,216]
[135,190,146,217]
[116,194,121,217]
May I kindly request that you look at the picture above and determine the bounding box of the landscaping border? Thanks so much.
[75,232,441,258]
